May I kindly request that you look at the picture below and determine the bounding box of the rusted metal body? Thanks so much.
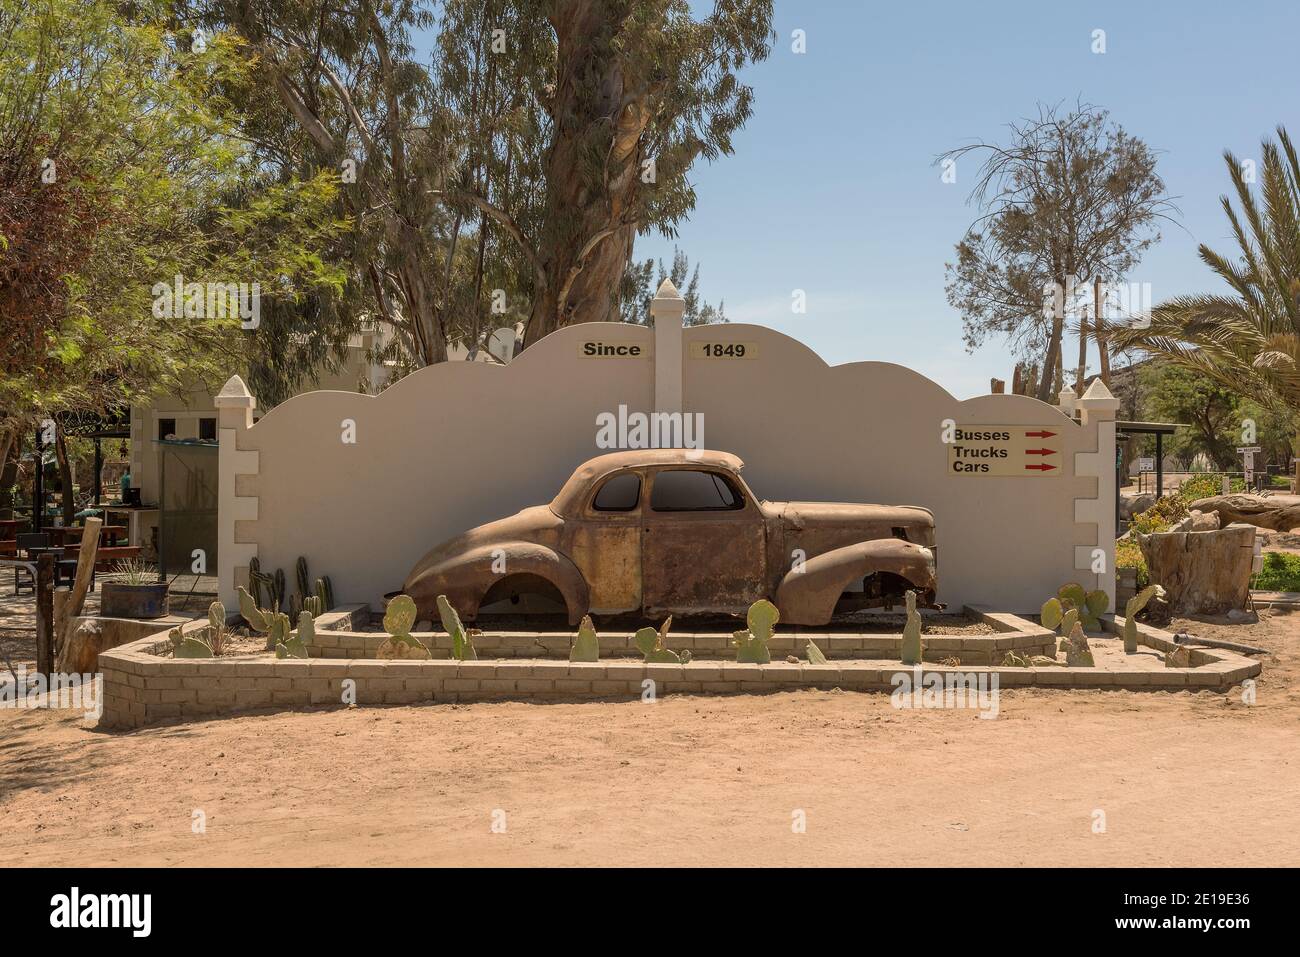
[403,449,937,626]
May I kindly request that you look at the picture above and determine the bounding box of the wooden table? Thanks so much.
[0,518,27,541]
[46,525,127,547]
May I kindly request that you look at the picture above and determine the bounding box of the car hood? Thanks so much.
[404,505,563,588]
[771,501,936,547]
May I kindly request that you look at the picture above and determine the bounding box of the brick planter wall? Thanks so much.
[96,611,1262,730]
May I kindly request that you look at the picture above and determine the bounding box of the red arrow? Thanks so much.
[1025,448,1058,456]
[1025,430,1057,438]
[1024,463,1057,471]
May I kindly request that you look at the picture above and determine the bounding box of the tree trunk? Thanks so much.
[1094,276,1111,387]
[1136,524,1255,615]
[1036,317,1064,402]
[1075,308,1088,393]
[524,0,648,348]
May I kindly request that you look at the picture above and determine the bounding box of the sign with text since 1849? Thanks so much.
[947,425,1062,476]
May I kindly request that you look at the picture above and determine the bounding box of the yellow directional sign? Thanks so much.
[948,425,1063,476]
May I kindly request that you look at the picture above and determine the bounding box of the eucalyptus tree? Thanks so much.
[940,102,1174,401]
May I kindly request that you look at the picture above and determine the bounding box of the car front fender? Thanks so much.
[775,539,937,626]
[403,541,590,625]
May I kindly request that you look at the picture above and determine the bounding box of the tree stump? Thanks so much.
[1189,493,1300,531]
[1136,523,1255,615]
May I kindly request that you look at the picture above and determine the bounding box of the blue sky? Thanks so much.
[627,0,1300,397]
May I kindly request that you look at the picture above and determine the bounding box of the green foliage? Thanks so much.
[731,600,779,664]
[436,595,474,662]
[636,617,688,664]
[570,615,600,663]
[238,585,268,632]
[900,590,923,666]
[1051,582,1108,631]
[1040,597,1063,631]
[1111,126,1300,420]
[620,248,727,326]
[1252,551,1300,591]
[805,640,828,666]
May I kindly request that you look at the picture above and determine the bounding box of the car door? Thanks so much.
[641,467,766,616]
[566,468,643,614]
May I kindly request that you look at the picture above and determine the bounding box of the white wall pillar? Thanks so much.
[1073,379,1121,608]
[214,375,260,609]
[652,278,685,414]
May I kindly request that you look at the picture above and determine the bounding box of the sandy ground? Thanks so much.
[1,602,1297,867]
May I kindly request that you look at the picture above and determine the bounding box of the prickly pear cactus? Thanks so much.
[1064,622,1094,667]
[1059,608,1080,640]
[435,595,475,661]
[266,611,291,652]
[570,615,600,662]
[1080,589,1109,630]
[238,585,268,633]
[636,616,683,663]
[1058,582,1087,612]
[1040,597,1063,631]
[805,639,828,666]
[731,600,779,664]
[900,590,922,665]
[276,611,313,659]
[375,594,432,660]
[169,624,214,659]
[1123,584,1165,654]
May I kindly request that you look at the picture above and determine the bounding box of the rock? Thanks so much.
[1064,622,1094,667]
[1165,645,1193,668]
[415,620,433,632]
[1121,491,1157,519]
[1189,493,1300,532]
[1189,509,1220,531]
[1226,608,1255,623]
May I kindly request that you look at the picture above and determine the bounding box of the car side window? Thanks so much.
[592,472,641,511]
[650,470,744,512]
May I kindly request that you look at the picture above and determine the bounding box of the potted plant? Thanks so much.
[100,559,169,619]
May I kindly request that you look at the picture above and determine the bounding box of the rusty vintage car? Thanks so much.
[402,449,937,626]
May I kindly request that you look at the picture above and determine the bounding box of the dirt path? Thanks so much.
[2,610,1297,867]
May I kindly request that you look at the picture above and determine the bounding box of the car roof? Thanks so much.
[550,449,745,515]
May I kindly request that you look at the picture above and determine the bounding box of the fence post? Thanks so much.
[35,552,55,678]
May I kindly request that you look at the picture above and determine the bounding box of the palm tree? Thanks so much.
[1112,128,1300,424]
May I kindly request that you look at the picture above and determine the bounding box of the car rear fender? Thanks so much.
[405,542,590,625]
[775,539,936,626]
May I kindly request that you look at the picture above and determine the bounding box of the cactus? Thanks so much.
[1064,622,1094,667]
[207,601,227,655]
[289,592,302,620]
[636,616,687,663]
[1059,607,1079,640]
[1123,584,1165,654]
[731,599,779,664]
[1058,582,1087,613]
[900,590,922,665]
[1079,589,1109,630]
[272,568,286,611]
[247,557,264,608]
[434,594,475,661]
[169,623,214,659]
[238,585,268,631]
[805,639,828,666]
[303,594,324,618]
[315,576,334,611]
[1040,597,1063,631]
[376,594,432,659]
[296,556,311,600]
[570,614,600,662]
[276,611,312,659]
